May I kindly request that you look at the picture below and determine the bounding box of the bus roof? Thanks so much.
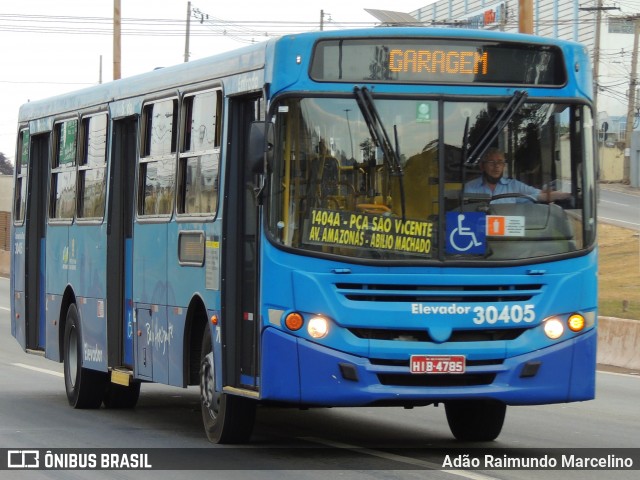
[17,26,588,123]
[17,39,272,123]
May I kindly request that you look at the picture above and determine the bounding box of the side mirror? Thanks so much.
[248,121,273,174]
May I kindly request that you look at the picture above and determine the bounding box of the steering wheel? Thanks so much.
[356,203,392,214]
[489,193,539,204]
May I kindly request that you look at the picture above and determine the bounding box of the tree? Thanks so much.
[0,152,13,175]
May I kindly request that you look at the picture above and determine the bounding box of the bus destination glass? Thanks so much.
[310,38,567,85]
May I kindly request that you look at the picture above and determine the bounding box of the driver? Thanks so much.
[464,148,570,203]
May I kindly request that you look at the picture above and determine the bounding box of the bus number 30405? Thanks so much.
[472,305,536,325]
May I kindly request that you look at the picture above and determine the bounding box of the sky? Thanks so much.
[0,0,430,164]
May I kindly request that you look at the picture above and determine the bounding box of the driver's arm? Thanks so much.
[537,190,572,203]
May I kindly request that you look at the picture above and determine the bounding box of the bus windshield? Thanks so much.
[267,96,595,263]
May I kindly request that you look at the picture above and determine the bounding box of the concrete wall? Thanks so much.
[599,146,625,182]
[597,317,640,370]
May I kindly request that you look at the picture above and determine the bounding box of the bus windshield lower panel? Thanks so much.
[267,97,595,263]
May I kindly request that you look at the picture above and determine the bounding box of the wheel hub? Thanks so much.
[200,352,219,417]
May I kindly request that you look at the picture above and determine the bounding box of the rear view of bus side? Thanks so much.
[10,27,597,444]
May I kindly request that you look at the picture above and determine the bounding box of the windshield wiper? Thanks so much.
[465,90,528,166]
[354,86,406,220]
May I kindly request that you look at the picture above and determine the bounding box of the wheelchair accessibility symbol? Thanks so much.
[446,212,486,254]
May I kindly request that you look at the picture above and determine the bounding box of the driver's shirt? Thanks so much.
[464,176,540,204]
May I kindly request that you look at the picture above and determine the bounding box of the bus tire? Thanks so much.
[103,381,141,409]
[63,304,107,409]
[199,325,256,443]
[445,400,506,442]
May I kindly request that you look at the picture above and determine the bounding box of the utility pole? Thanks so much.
[518,0,533,34]
[580,2,620,129]
[624,16,640,184]
[184,1,191,62]
[592,0,603,120]
[113,0,121,80]
[320,10,330,31]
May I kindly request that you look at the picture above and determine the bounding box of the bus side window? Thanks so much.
[50,119,78,220]
[177,89,221,216]
[14,129,29,223]
[139,99,178,217]
[78,114,108,219]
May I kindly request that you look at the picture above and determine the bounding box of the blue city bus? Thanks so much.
[10,27,597,443]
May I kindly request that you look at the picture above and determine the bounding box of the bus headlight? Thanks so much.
[308,316,329,339]
[543,318,564,339]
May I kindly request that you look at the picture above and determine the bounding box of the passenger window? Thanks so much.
[13,129,29,223]
[177,90,221,215]
[139,99,178,216]
[78,114,108,219]
[50,119,78,220]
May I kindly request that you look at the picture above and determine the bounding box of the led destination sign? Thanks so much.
[310,38,566,85]
[389,49,488,75]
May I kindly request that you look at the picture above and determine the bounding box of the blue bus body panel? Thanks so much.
[269,28,592,102]
[67,225,107,300]
[133,223,168,307]
[45,226,66,356]
[10,224,26,348]
[44,294,61,361]
[261,326,596,406]
[131,218,222,386]
[167,305,187,387]
[259,238,597,406]
[46,226,68,295]
[76,297,108,372]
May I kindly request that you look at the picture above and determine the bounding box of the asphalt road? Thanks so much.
[599,185,640,231]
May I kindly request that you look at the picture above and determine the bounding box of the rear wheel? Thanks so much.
[445,400,506,442]
[63,304,107,409]
[200,325,256,443]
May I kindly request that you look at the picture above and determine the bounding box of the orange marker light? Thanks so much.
[285,312,304,331]
[568,314,585,332]
[211,315,218,325]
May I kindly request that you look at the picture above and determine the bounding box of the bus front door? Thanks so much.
[221,95,262,394]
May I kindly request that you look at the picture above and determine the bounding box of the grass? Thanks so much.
[598,223,640,320]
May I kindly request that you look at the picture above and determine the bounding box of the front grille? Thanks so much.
[377,373,496,387]
[349,327,528,342]
[336,282,543,303]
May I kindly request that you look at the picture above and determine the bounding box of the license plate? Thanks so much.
[410,355,466,374]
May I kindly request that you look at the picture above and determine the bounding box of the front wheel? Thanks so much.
[445,400,506,442]
[200,325,256,443]
[63,304,107,409]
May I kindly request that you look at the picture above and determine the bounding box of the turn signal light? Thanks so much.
[568,314,585,332]
[285,312,304,331]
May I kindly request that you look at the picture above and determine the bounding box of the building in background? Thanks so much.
[405,0,640,185]
[0,175,12,276]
